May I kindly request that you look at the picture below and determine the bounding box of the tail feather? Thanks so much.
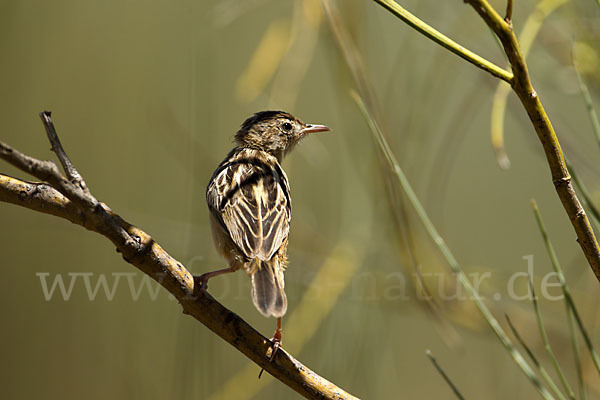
[251,260,287,318]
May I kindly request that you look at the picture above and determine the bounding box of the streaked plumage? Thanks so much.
[200,110,329,363]
[206,147,291,317]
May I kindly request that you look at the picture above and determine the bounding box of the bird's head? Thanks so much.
[234,111,329,159]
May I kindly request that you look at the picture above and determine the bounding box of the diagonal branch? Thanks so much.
[0,115,359,400]
[463,0,600,283]
[370,0,600,283]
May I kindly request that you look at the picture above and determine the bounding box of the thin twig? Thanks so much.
[528,275,576,399]
[572,49,600,150]
[0,140,96,209]
[370,0,513,83]
[505,0,513,22]
[425,350,466,400]
[0,117,358,400]
[531,199,600,377]
[566,293,586,400]
[566,162,600,237]
[530,199,588,399]
[39,111,87,192]
[506,314,568,400]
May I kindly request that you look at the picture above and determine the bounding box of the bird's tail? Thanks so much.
[251,259,287,318]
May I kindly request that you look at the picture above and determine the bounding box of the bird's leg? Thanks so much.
[270,317,283,360]
[258,317,283,379]
[195,266,235,291]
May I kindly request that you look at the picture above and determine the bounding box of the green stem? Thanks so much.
[371,0,513,83]
[527,275,576,399]
[566,307,586,400]
[567,162,600,229]
[573,53,600,149]
[425,350,466,400]
[352,92,554,400]
[531,200,600,376]
[506,315,568,400]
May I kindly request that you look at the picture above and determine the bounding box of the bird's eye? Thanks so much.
[282,122,293,132]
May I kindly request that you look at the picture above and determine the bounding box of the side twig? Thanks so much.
[505,0,513,22]
[425,350,466,400]
[39,111,87,192]
[505,314,567,400]
[0,114,358,400]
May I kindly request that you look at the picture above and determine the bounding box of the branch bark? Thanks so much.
[0,114,359,400]
[370,0,600,283]
[463,0,600,282]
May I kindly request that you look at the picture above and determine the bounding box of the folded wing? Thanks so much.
[207,156,290,261]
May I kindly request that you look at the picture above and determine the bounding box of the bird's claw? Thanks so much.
[269,336,281,362]
[258,336,282,379]
[194,274,210,292]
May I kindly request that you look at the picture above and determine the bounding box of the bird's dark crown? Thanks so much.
[239,111,294,133]
[234,110,304,159]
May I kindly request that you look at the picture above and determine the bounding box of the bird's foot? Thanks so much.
[269,329,282,361]
[194,274,210,291]
[258,331,282,379]
[194,267,235,293]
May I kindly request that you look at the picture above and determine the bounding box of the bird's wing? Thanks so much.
[207,159,290,261]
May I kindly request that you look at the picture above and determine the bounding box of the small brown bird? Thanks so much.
[200,110,329,360]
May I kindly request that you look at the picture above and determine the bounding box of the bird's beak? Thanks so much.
[301,124,330,134]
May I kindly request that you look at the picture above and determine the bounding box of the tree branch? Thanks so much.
[370,0,600,283]
[0,116,359,400]
[463,0,600,283]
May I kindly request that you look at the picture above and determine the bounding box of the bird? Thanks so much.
[200,110,329,365]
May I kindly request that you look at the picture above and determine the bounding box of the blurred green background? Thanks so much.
[1,0,600,398]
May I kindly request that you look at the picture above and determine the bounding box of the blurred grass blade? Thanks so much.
[573,44,600,149]
[235,19,292,102]
[490,82,512,169]
[268,0,322,109]
[425,350,466,400]
[323,0,378,116]
[531,199,600,377]
[527,275,576,399]
[506,314,568,400]
[490,0,569,169]
[351,91,554,400]
[324,0,462,347]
